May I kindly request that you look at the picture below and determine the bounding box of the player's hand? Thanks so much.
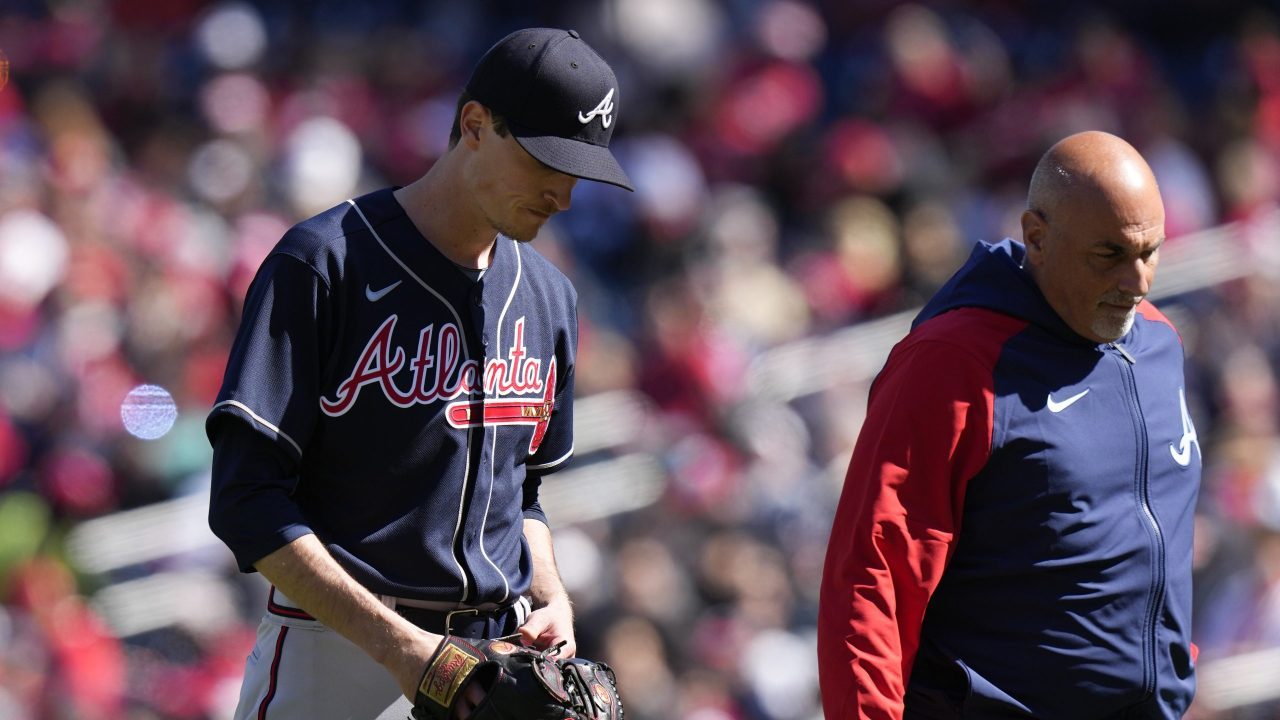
[413,636,621,720]
[517,594,576,658]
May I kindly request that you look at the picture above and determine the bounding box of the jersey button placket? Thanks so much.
[469,288,487,356]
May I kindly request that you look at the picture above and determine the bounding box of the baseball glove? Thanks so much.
[411,636,623,720]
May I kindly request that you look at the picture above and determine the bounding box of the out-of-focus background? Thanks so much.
[1,0,1279,717]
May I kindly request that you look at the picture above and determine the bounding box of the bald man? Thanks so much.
[818,131,1201,719]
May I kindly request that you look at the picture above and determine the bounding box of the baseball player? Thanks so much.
[207,28,632,718]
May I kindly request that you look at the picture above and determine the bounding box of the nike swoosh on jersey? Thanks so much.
[1046,388,1090,413]
[365,280,402,302]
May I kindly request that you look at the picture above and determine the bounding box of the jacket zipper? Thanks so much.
[1111,341,1163,701]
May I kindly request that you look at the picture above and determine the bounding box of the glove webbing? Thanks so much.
[562,659,624,719]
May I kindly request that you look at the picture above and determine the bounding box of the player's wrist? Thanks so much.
[531,587,573,610]
[390,630,447,700]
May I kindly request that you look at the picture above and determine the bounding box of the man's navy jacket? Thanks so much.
[819,239,1201,719]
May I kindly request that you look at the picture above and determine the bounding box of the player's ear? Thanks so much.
[1022,208,1047,266]
[458,100,489,149]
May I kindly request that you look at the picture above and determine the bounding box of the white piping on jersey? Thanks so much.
[213,399,303,458]
[480,238,523,603]
[527,446,573,472]
[346,198,473,601]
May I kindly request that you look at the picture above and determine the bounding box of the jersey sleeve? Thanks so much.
[523,290,577,472]
[208,252,330,460]
[206,251,331,570]
[519,293,577,523]
[817,336,997,719]
[526,361,574,474]
[208,420,312,571]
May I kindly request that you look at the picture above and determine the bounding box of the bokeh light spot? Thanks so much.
[195,2,268,70]
[120,384,178,440]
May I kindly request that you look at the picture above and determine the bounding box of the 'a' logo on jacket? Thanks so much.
[1169,387,1199,467]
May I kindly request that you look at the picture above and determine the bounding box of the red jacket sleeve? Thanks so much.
[817,314,1013,719]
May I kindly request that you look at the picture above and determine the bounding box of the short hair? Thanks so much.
[1027,155,1075,220]
[448,90,510,148]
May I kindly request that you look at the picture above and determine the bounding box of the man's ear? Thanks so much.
[458,100,489,149]
[1021,209,1047,265]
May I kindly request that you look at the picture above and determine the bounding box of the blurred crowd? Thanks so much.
[2,0,1280,718]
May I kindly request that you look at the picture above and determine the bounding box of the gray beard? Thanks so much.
[1092,308,1136,342]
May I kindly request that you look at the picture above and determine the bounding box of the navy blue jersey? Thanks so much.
[207,188,576,605]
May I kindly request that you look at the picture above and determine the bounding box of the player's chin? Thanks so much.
[496,213,549,243]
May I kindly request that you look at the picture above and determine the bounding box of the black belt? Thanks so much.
[395,603,518,638]
[266,587,522,639]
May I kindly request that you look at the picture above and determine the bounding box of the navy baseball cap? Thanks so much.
[465,28,634,191]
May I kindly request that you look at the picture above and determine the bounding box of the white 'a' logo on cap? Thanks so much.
[578,88,615,128]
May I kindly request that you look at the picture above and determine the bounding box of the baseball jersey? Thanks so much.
[818,239,1201,718]
[207,188,577,605]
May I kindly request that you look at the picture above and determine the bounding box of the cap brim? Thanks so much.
[511,129,634,192]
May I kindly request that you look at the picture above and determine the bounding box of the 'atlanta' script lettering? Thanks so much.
[319,315,546,417]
